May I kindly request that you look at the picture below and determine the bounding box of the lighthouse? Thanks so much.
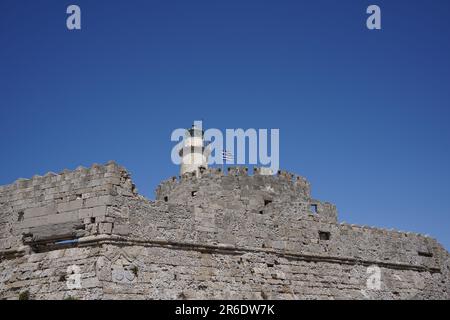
[179,121,210,177]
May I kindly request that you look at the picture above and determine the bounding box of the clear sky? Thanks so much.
[1,1,449,249]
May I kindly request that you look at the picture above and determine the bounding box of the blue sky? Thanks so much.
[1,0,449,249]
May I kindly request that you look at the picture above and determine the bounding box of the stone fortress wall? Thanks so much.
[0,162,449,300]
[0,162,136,253]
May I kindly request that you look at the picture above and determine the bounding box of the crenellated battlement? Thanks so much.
[156,166,311,200]
[0,161,137,252]
[0,161,130,194]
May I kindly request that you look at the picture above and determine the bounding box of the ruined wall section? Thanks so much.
[0,161,137,253]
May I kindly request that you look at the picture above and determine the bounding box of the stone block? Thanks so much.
[21,216,48,228]
[113,224,130,236]
[24,204,57,219]
[50,211,80,225]
[78,208,93,219]
[92,206,107,217]
[98,222,113,234]
[85,196,113,208]
[29,221,83,241]
[57,199,83,213]
[83,217,93,224]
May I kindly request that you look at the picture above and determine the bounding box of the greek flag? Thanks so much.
[222,150,234,162]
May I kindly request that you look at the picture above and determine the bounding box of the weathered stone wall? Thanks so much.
[97,244,448,300]
[0,161,136,253]
[0,162,449,300]
[0,247,102,300]
[0,242,447,300]
[128,198,444,273]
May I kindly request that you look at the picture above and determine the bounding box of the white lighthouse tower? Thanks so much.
[179,121,210,177]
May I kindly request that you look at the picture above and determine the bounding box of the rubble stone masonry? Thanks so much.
[0,162,449,299]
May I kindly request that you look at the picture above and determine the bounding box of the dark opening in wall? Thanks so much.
[76,194,82,200]
[418,251,433,258]
[310,204,318,214]
[319,231,331,241]
[191,191,198,197]
[90,217,95,224]
[17,211,24,222]
[164,196,168,202]
[31,237,80,253]
[264,199,272,206]
[259,210,264,215]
